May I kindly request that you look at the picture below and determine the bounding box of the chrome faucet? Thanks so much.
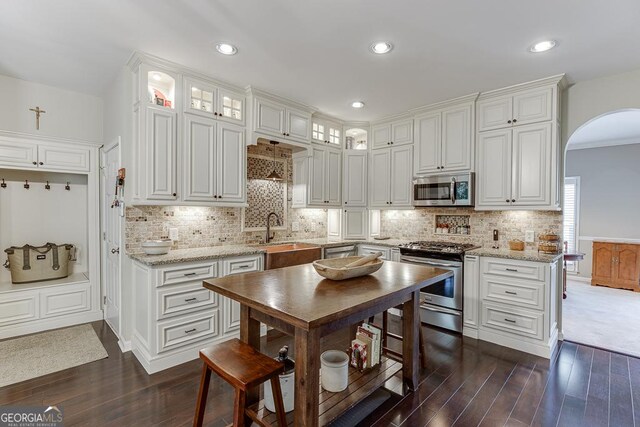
[265,212,281,243]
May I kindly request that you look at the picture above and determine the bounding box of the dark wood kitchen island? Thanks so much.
[203,261,452,427]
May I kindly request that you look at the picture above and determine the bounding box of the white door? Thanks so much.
[308,147,326,205]
[511,123,552,206]
[371,124,391,150]
[0,139,38,168]
[370,150,390,207]
[414,112,441,174]
[183,115,216,201]
[217,123,245,202]
[512,88,553,127]
[101,139,122,339]
[343,209,367,239]
[325,149,342,206]
[254,97,286,138]
[389,146,413,206]
[147,106,177,200]
[286,108,311,144]
[391,119,414,146]
[441,104,472,172]
[477,129,512,207]
[343,151,367,207]
[477,97,513,131]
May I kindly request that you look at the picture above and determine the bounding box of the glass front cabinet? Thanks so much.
[184,77,245,126]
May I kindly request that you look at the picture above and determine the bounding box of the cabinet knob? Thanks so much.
[344,202,347,204]
[286,133,290,136]
[390,141,394,145]
[511,199,516,203]
[214,112,218,116]
[507,120,512,124]
[282,132,286,136]
[389,202,392,204]
[172,193,177,197]
[32,161,37,165]
[512,119,517,123]
[506,199,510,203]
[39,162,43,165]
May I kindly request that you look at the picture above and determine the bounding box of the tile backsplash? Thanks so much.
[380,208,562,249]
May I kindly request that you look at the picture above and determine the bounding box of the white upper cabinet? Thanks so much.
[306,146,341,207]
[0,137,90,172]
[312,117,342,148]
[216,124,245,202]
[292,153,308,208]
[478,87,553,131]
[343,209,367,240]
[0,140,38,169]
[476,123,553,209]
[184,77,246,126]
[476,76,563,211]
[371,118,413,149]
[370,146,412,208]
[146,106,178,201]
[286,107,312,144]
[253,97,286,138]
[183,115,216,202]
[414,99,474,175]
[343,151,367,207]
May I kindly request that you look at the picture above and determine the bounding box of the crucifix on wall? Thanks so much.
[29,106,46,130]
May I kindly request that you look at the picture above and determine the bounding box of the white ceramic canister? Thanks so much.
[321,350,349,392]
[264,368,295,413]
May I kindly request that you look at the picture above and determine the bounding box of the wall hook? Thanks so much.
[0,179,6,189]
[45,181,51,190]
[24,180,30,190]
[65,182,71,191]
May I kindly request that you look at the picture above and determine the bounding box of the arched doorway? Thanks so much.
[561,109,640,356]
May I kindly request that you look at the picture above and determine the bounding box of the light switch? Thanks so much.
[169,228,179,241]
[525,230,535,243]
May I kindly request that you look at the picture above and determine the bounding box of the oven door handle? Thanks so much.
[401,257,459,268]
[450,178,456,204]
[420,304,462,316]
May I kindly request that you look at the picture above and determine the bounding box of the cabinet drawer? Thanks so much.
[157,311,219,353]
[159,262,218,287]
[0,293,38,326]
[358,246,390,260]
[222,256,261,276]
[481,302,543,340]
[40,286,90,318]
[157,285,218,320]
[38,145,90,172]
[481,276,544,310]
[482,258,545,281]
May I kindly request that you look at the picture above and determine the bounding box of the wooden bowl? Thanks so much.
[312,256,383,281]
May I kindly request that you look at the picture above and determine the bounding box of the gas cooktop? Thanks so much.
[398,241,480,255]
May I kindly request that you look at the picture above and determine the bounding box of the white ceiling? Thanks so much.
[567,110,640,150]
[2,0,640,121]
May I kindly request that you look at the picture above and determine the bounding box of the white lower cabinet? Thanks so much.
[132,254,263,374]
[463,255,560,358]
[358,245,391,260]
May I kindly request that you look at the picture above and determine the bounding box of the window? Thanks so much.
[312,122,324,141]
[329,127,341,145]
[564,177,580,272]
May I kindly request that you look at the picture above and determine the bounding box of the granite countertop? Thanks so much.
[465,247,564,263]
[292,238,410,248]
[129,245,266,266]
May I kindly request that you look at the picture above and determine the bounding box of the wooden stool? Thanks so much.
[194,338,287,427]
[368,306,428,368]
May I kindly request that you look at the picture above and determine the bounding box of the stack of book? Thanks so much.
[350,323,382,370]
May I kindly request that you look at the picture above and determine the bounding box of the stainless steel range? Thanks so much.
[398,241,479,333]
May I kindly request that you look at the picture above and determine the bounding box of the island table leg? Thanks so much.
[240,304,260,425]
[294,327,320,427]
[402,291,420,391]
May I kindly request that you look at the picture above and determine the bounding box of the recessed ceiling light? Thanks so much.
[351,101,365,109]
[529,40,557,53]
[152,73,162,81]
[215,43,238,55]
[370,41,393,54]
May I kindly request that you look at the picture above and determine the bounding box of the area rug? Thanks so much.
[0,324,108,387]
[563,280,640,358]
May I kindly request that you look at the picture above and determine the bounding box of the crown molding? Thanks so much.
[245,86,317,113]
[409,92,479,116]
[478,74,566,100]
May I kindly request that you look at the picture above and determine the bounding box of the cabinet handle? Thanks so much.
[503,318,517,324]
[184,272,198,277]
[184,297,198,302]
[507,120,512,124]
[237,264,250,269]
[184,328,197,334]
[505,268,518,272]
[505,290,517,295]
[512,119,517,123]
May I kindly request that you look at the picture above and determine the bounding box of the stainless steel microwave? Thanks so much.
[413,173,475,207]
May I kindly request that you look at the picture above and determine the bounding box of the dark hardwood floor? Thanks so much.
[0,320,638,427]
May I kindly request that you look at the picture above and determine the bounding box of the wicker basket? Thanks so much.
[538,242,560,254]
[539,234,560,242]
[508,240,525,251]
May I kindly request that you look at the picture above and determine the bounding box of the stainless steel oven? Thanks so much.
[399,254,463,332]
[413,172,474,207]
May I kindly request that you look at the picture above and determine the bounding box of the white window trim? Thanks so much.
[564,176,581,274]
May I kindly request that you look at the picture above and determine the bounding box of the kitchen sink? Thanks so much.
[257,243,322,270]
